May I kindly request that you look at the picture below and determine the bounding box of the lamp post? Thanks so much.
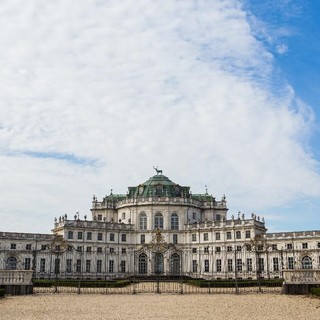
[50,235,67,294]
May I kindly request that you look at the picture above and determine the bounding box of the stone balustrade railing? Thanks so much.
[0,270,33,285]
[283,270,320,283]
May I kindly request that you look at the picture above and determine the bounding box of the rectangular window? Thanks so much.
[41,244,47,251]
[173,234,178,244]
[216,246,221,253]
[236,259,242,272]
[68,231,73,239]
[236,246,242,252]
[245,230,251,239]
[215,232,221,240]
[273,257,279,271]
[247,258,252,272]
[227,259,233,272]
[287,243,293,250]
[302,243,308,249]
[272,244,278,251]
[317,242,320,249]
[98,214,102,221]
[140,234,145,244]
[216,214,221,221]
[97,260,102,273]
[236,231,241,239]
[24,258,31,270]
[87,232,92,240]
[86,247,92,252]
[258,258,264,272]
[76,259,81,273]
[227,246,233,252]
[26,244,32,250]
[110,233,115,241]
[203,233,209,241]
[97,233,103,241]
[192,260,197,272]
[204,246,209,253]
[192,248,197,253]
[226,232,232,240]
[97,247,103,253]
[121,234,126,242]
[86,260,91,272]
[204,259,209,272]
[288,257,294,270]
[66,259,72,273]
[11,243,16,250]
[120,260,126,273]
[77,246,82,252]
[109,260,114,273]
[78,232,83,240]
[110,247,115,254]
[192,234,197,242]
[121,248,126,254]
[40,258,46,272]
[67,245,73,252]
[216,259,221,272]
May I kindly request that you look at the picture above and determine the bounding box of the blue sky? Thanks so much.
[0,0,319,233]
[245,0,320,156]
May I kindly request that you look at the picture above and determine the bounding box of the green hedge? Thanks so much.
[33,279,132,288]
[0,289,5,297]
[186,279,283,288]
[310,288,320,297]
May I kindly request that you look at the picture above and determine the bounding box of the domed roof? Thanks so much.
[142,174,176,186]
[127,172,190,198]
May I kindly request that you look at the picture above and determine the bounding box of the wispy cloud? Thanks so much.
[0,0,319,232]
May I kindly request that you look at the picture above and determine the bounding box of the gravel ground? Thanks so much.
[0,294,319,320]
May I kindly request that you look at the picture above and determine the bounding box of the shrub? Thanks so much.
[186,279,283,288]
[32,279,132,288]
[0,289,6,297]
[310,288,320,297]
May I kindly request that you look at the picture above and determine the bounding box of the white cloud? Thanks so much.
[0,0,319,232]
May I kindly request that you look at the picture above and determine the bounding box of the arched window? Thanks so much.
[138,253,148,274]
[302,256,312,269]
[6,257,17,270]
[139,213,147,230]
[171,213,179,230]
[154,212,163,229]
[170,253,180,275]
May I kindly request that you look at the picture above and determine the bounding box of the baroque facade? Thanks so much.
[1,171,320,279]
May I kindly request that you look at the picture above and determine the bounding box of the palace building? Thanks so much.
[1,170,320,279]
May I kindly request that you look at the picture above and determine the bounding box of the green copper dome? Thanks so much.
[127,174,190,198]
[103,172,215,203]
[142,174,176,186]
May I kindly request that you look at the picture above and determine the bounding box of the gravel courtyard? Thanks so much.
[0,294,320,320]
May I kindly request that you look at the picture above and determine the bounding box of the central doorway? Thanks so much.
[154,253,164,275]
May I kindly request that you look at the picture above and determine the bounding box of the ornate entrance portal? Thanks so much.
[135,229,182,293]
